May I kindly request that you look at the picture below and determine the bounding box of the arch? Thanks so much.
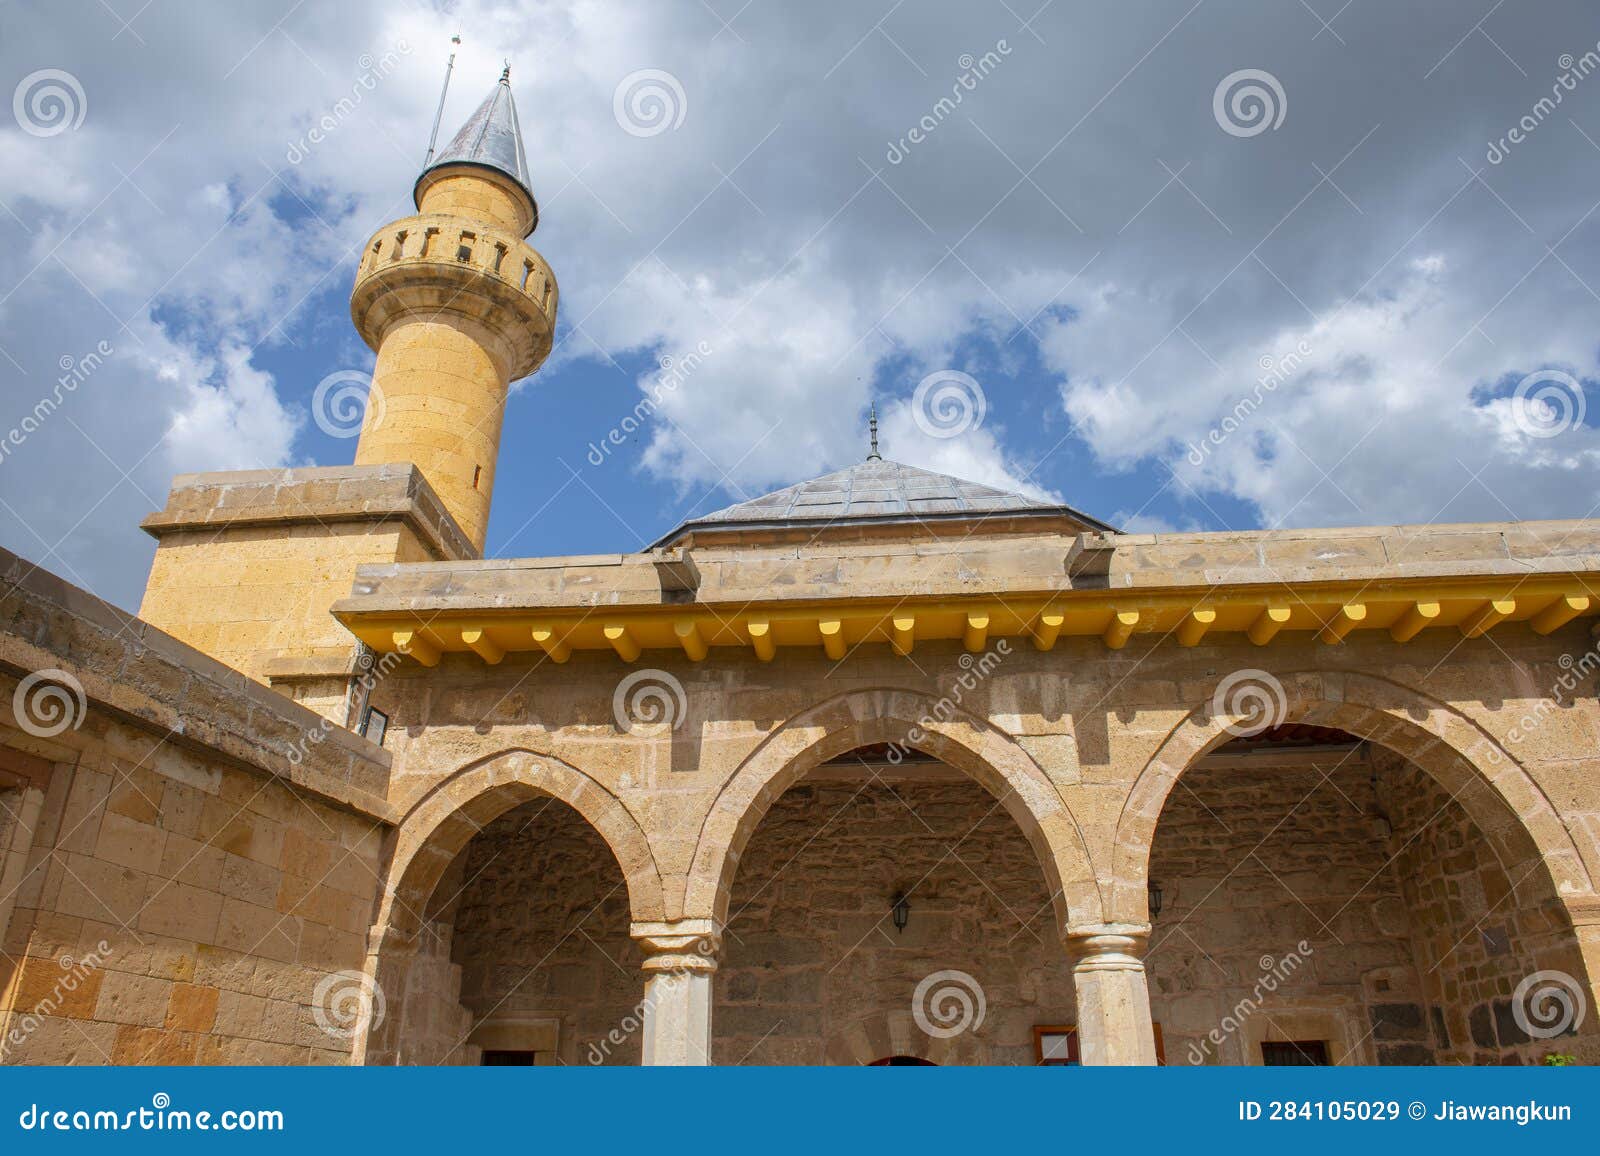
[373,748,666,946]
[685,687,1101,932]
[358,749,665,1064]
[1109,670,1596,924]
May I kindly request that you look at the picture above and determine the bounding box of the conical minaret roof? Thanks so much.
[415,68,537,231]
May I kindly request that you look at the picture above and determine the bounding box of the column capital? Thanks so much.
[631,919,722,974]
[1064,922,1151,971]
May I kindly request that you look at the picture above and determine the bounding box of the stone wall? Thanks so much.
[392,900,474,1066]
[439,798,642,1065]
[713,777,1072,1065]
[10,522,1600,1067]
[138,464,471,694]
[0,732,387,1064]
[1148,755,1424,1065]
[354,620,1600,949]
[406,750,1599,1068]
[0,547,394,1065]
[418,777,1075,1067]
[1384,749,1596,1064]
[1146,750,1597,1066]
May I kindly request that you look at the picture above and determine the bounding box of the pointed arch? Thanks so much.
[684,687,1101,932]
[1108,670,1596,923]
[373,748,665,942]
[357,749,664,1064]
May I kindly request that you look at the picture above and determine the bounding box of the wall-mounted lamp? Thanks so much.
[1147,879,1164,919]
[891,891,910,933]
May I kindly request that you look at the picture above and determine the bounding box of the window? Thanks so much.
[1261,1040,1330,1066]
[1034,1026,1080,1065]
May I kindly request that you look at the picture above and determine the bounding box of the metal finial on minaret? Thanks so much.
[423,34,462,167]
[867,405,881,460]
[501,60,511,83]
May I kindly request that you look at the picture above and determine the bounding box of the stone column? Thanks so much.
[1564,897,1600,1034]
[632,921,721,1066]
[1067,923,1158,1065]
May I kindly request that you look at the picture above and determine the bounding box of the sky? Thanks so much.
[2,0,1600,611]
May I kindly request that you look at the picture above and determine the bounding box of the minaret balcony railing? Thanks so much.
[350,212,558,380]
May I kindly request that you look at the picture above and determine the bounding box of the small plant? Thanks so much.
[1542,1052,1577,1066]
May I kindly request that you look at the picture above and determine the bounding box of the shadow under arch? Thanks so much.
[684,687,1102,933]
[357,748,665,1063]
[1108,669,1597,925]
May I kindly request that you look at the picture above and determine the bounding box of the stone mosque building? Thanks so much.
[3,71,1600,1067]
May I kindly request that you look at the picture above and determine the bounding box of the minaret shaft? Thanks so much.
[352,311,512,551]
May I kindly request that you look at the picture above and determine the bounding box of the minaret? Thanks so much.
[349,68,558,554]
[137,66,553,694]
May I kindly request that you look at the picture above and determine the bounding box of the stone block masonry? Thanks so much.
[0,546,392,1064]
[138,464,473,707]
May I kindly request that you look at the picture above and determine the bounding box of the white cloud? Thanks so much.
[875,401,1060,503]
[161,342,302,473]
[1054,254,1600,529]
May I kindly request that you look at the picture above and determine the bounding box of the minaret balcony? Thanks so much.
[350,212,558,381]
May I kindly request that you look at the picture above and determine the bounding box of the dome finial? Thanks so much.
[867,404,881,461]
